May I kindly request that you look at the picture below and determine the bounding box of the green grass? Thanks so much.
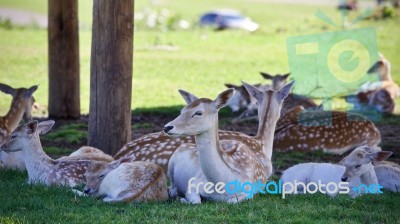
[0,169,399,223]
[43,124,87,144]
[0,0,399,116]
[1,0,400,223]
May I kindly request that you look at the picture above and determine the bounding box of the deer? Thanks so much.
[273,105,381,155]
[58,146,114,163]
[354,54,400,113]
[281,146,396,198]
[113,81,294,173]
[165,82,294,203]
[0,83,38,148]
[83,157,168,202]
[232,72,316,122]
[1,120,93,187]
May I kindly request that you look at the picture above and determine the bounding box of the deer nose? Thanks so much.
[341,177,348,182]
[164,126,174,133]
[84,188,91,194]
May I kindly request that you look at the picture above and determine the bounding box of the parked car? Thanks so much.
[199,9,259,32]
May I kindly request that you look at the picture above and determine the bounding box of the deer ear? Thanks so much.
[277,81,295,102]
[26,85,38,97]
[242,81,263,102]
[178,89,198,105]
[26,120,38,134]
[370,151,393,162]
[260,72,273,80]
[224,83,238,89]
[0,83,16,97]
[282,73,290,80]
[214,88,235,110]
[37,120,55,135]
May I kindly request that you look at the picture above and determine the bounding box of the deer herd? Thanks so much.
[0,54,399,204]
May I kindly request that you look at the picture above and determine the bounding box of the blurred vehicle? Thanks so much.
[199,9,259,32]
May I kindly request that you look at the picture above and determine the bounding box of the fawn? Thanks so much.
[165,82,293,203]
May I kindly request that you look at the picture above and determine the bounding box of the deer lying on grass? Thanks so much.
[2,140,113,171]
[273,105,381,155]
[281,146,397,197]
[58,146,114,163]
[0,83,37,147]
[224,72,289,113]
[354,54,399,113]
[165,82,293,203]
[83,157,168,202]
[1,120,92,187]
[232,72,316,122]
[114,81,294,173]
[0,83,38,169]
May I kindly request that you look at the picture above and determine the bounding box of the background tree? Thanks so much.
[48,0,80,119]
[88,0,134,155]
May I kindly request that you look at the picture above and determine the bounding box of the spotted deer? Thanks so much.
[0,83,38,147]
[355,54,399,112]
[273,105,381,155]
[281,146,396,197]
[83,157,168,202]
[1,120,92,187]
[232,72,316,122]
[114,81,293,173]
[59,146,114,163]
[165,82,294,203]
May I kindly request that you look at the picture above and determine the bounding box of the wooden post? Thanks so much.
[48,0,80,119]
[88,0,133,155]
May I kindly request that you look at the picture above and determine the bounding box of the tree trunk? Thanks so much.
[48,0,80,119]
[88,0,133,155]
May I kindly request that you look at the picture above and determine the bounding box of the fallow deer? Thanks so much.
[58,146,114,163]
[232,72,316,122]
[165,82,293,203]
[1,120,92,187]
[83,157,168,202]
[360,54,400,104]
[113,81,293,173]
[0,83,38,147]
[273,106,381,155]
[281,146,396,197]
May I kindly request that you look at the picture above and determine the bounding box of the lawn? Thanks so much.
[0,0,400,223]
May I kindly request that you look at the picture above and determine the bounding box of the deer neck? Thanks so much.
[5,98,26,131]
[360,164,379,186]
[195,116,239,183]
[22,136,54,181]
[381,62,392,82]
[255,94,279,161]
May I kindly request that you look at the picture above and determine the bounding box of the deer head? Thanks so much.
[164,89,234,136]
[1,120,54,152]
[340,146,392,182]
[83,156,133,195]
[242,81,295,124]
[0,84,38,120]
[367,54,391,81]
[260,72,290,90]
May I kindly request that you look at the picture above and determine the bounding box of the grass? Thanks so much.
[0,0,399,116]
[0,0,400,223]
[0,169,399,223]
[43,124,87,144]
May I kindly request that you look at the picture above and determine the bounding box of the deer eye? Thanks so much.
[98,174,105,180]
[192,111,203,117]
[355,165,361,169]
[10,135,17,140]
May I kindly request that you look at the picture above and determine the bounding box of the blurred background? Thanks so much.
[0,0,399,116]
